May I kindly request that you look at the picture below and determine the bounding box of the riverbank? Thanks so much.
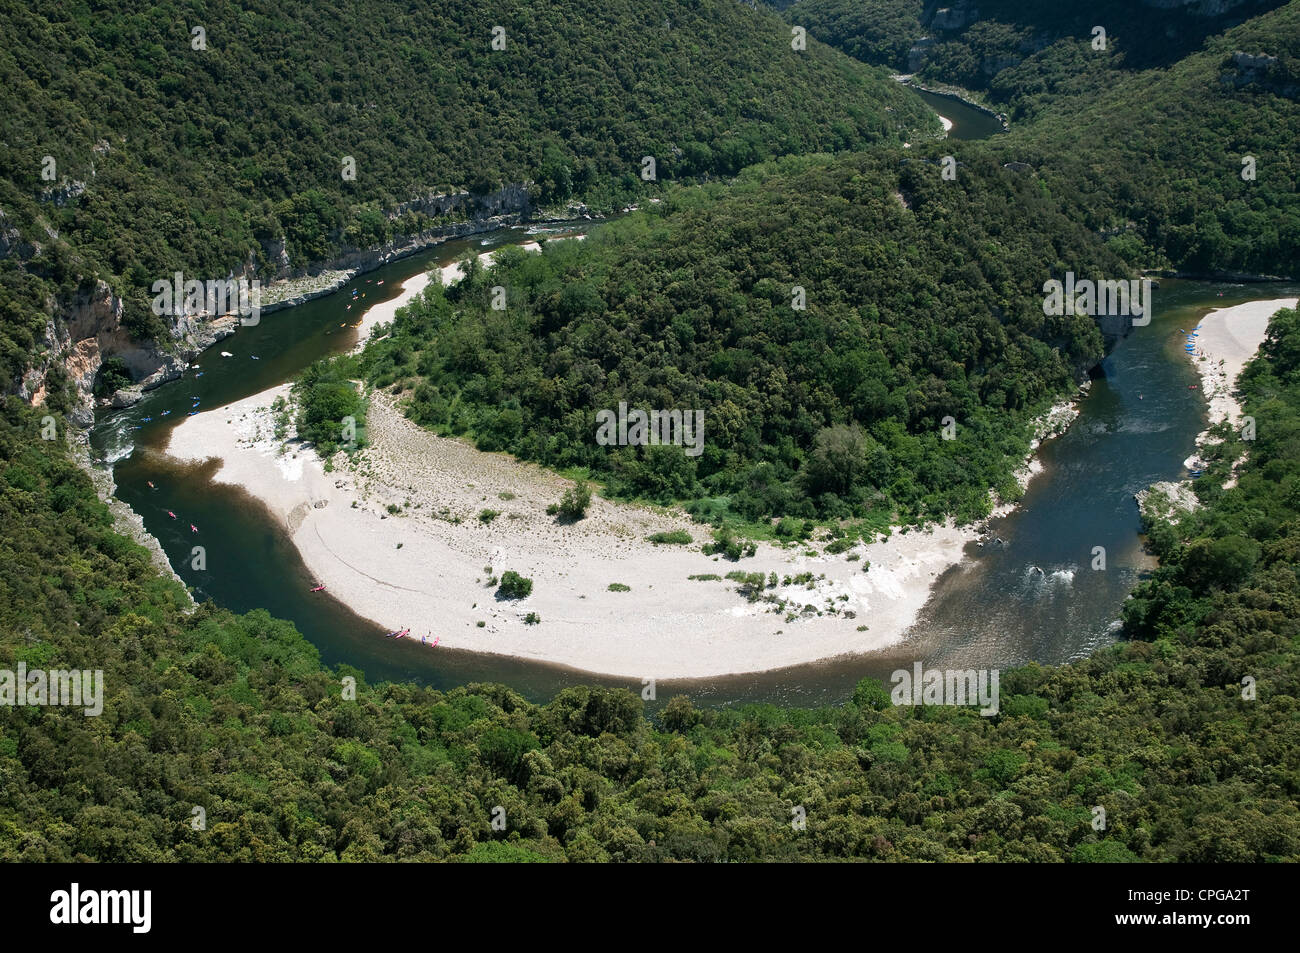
[160,271,1080,677]
[1188,297,1296,432]
[893,75,1009,130]
[70,431,192,602]
[166,381,998,679]
[1147,295,1296,512]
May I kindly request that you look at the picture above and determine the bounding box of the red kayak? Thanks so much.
[167,511,176,519]
[190,524,198,533]
[310,584,325,592]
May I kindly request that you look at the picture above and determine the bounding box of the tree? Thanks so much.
[553,480,592,521]
[497,571,533,600]
[804,423,871,497]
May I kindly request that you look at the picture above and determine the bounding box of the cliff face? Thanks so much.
[20,282,183,427]
[16,183,533,426]
[1220,50,1299,100]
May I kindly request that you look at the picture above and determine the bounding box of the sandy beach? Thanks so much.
[1183,296,1295,487]
[166,380,989,678]
[1187,297,1296,430]
[162,247,1077,679]
[348,273,434,353]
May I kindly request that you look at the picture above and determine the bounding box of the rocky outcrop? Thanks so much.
[0,208,35,260]
[908,38,935,73]
[931,4,979,31]
[389,183,531,227]
[42,179,88,208]
[18,280,204,425]
[1136,480,1200,525]
[1220,50,1298,100]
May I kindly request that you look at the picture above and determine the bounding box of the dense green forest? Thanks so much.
[3,0,1300,864]
[0,0,933,388]
[782,0,1289,116]
[987,4,1300,278]
[4,308,1300,860]
[779,1,1300,277]
[354,151,1118,526]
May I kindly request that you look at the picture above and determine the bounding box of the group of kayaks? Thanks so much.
[384,626,439,647]
[132,394,201,430]
[144,481,199,534]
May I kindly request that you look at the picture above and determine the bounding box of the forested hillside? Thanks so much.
[4,307,1300,861]
[3,0,1300,865]
[988,4,1300,277]
[776,1,1300,278]
[355,152,1117,526]
[783,0,1288,116]
[0,0,933,394]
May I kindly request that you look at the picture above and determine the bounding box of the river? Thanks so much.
[91,230,1300,708]
[88,105,1298,707]
[909,86,1006,141]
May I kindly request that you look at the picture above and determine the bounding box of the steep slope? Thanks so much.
[987,2,1300,276]
[782,0,1288,117]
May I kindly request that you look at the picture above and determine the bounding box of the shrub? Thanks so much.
[554,480,592,520]
[702,526,755,560]
[497,570,533,599]
[607,582,630,592]
[647,530,692,545]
